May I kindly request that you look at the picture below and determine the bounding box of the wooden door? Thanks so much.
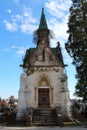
[38,88,50,107]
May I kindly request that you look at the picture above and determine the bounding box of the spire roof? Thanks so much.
[39,8,48,30]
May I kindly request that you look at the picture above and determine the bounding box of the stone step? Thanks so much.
[32,108,57,126]
[32,122,56,126]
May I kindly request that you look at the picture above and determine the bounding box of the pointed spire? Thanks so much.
[39,8,48,30]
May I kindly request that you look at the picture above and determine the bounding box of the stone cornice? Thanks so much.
[25,66,60,75]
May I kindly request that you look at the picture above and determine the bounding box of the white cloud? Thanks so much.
[48,15,69,49]
[2,47,11,52]
[20,6,37,33]
[49,17,68,40]
[13,14,23,22]
[45,0,71,43]
[11,46,17,49]
[4,6,37,34]
[13,0,19,4]
[23,7,37,24]
[45,0,72,63]
[4,20,18,32]
[17,48,25,56]
[20,24,37,34]
[45,0,71,19]
[2,45,29,57]
[62,47,72,63]
[13,46,29,56]
[7,9,12,14]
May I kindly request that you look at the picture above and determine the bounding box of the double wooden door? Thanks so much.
[38,88,50,107]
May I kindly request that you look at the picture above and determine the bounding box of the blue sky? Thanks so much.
[0,0,77,99]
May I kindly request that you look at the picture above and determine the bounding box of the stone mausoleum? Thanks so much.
[17,8,71,125]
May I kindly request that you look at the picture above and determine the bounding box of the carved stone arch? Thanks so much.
[37,74,51,86]
[35,74,54,107]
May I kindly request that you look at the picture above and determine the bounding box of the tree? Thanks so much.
[65,0,87,101]
[8,96,15,104]
[0,99,9,109]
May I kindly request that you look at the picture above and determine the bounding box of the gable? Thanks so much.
[22,46,64,70]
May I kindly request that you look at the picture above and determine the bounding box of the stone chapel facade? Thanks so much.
[17,8,71,121]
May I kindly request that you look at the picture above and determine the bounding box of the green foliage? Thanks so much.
[65,0,87,101]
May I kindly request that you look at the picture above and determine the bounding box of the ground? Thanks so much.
[0,126,87,130]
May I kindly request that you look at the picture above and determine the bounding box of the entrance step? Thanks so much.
[32,108,57,126]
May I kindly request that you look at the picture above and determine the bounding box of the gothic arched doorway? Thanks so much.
[38,88,50,107]
[37,75,50,108]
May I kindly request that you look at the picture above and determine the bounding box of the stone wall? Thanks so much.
[16,66,71,119]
